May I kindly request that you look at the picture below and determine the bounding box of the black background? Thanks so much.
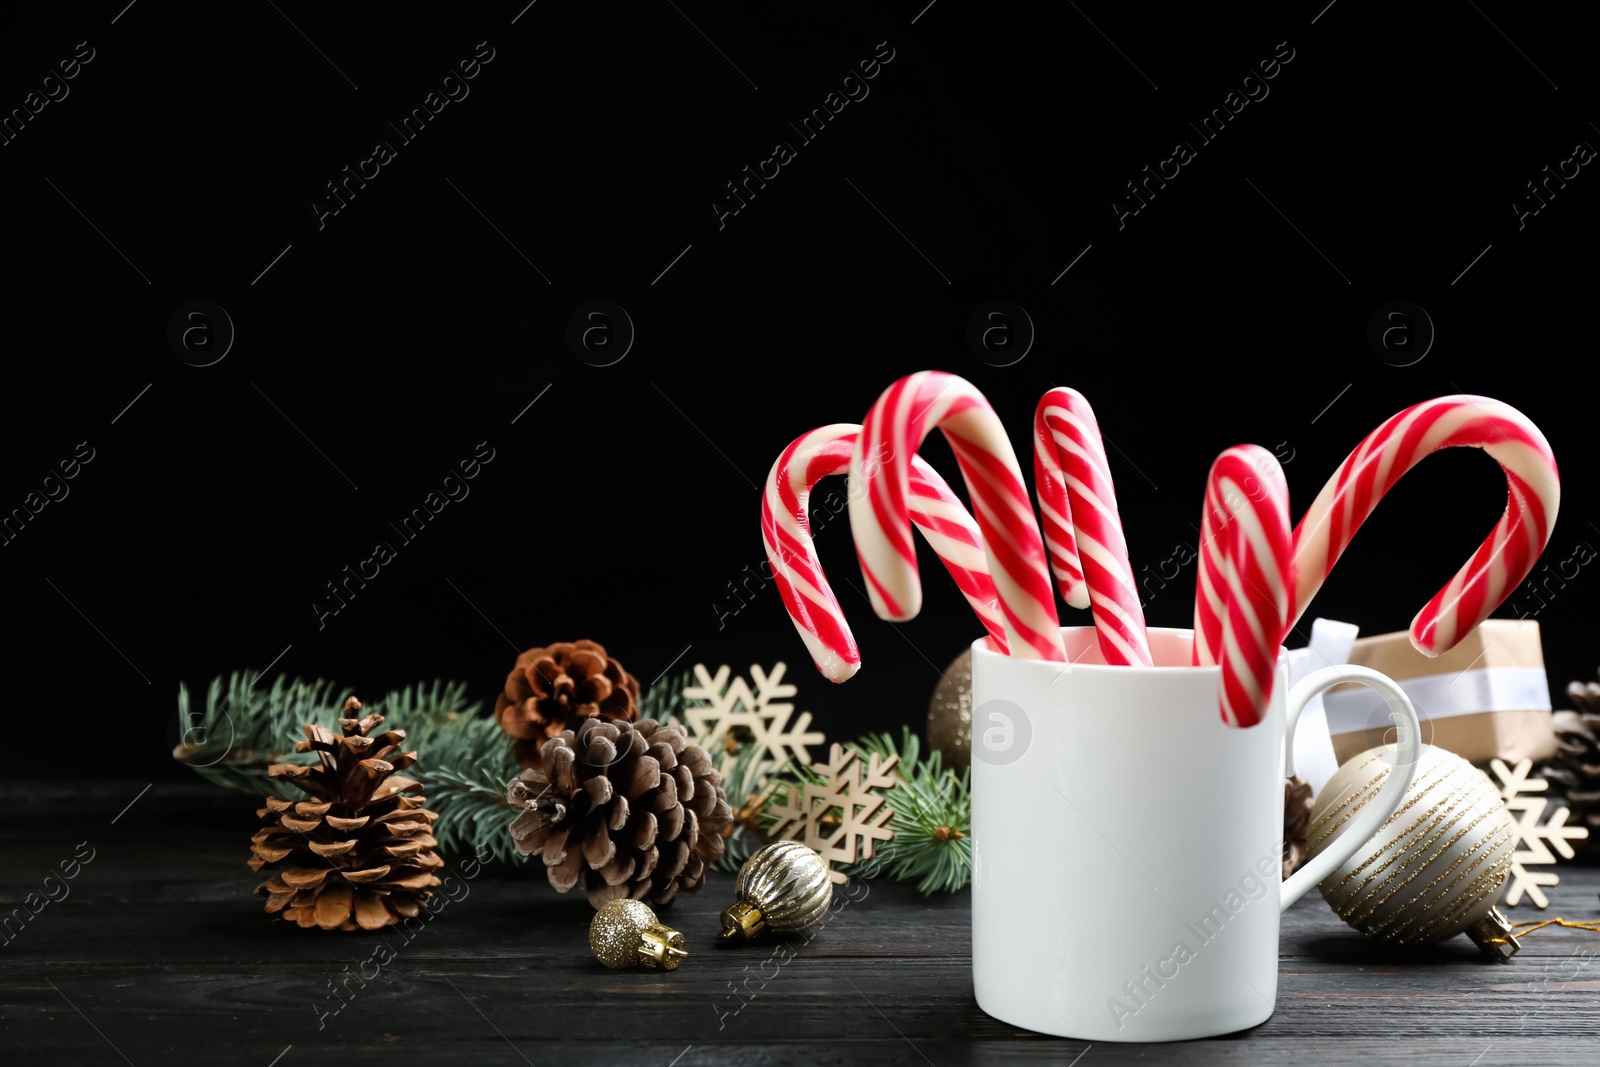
[1,1,1593,779]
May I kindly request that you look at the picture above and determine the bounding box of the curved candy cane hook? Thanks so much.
[762,423,1008,682]
[1291,394,1560,655]
[850,372,1066,662]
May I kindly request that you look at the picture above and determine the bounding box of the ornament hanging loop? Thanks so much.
[1475,914,1600,961]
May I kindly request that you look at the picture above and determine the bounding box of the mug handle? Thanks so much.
[1279,664,1422,912]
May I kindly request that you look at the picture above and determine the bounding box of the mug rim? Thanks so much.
[970,625,1290,675]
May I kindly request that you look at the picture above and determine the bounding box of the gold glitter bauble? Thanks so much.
[926,648,973,773]
[1308,744,1517,952]
[717,841,833,944]
[588,898,686,970]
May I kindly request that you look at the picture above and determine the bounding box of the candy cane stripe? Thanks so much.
[764,423,1010,681]
[1032,388,1152,666]
[1193,446,1294,728]
[1292,395,1560,656]
[852,373,1064,662]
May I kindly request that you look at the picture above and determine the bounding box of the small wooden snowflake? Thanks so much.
[679,663,826,776]
[766,744,898,885]
[1492,758,1590,908]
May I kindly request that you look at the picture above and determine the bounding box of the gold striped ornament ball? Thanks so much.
[1307,744,1517,950]
[717,841,833,944]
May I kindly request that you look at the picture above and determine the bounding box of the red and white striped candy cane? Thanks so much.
[762,424,1008,681]
[1034,387,1153,666]
[1291,395,1560,656]
[1191,445,1294,728]
[850,372,1066,662]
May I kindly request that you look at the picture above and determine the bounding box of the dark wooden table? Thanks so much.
[3,782,1598,1065]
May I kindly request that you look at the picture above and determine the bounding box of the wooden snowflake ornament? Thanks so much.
[1492,757,1590,908]
[680,663,826,775]
[767,743,898,885]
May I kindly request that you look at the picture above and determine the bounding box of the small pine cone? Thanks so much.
[507,717,733,908]
[1282,775,1314,880]
[495,640,640,768]
[1568,675,1600,717]
[250,698,444,930]
[1536,674,1600,861]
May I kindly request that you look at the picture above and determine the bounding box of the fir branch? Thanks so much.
[848,727,972,893]
[641,667,692,724]
[875,746,971,893]
[371,678,479,729]
[715,730,775,809]
[718,825,765,872]
[173,672,485,799]
[711,734,784,872]
[426,764,527,866]
[401,702,526,865]
[174,665,759,867]
[172,672,347,798]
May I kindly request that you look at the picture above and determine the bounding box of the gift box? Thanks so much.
[1321,620,1558,766]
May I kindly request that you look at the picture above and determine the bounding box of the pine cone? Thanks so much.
[1536,675,1600,861]
[507,717,733,908]
[1282,775,1314,879]
[495,640,640,768]
[250,698,444,930]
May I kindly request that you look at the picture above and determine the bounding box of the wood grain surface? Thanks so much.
[2,783,1597,1066]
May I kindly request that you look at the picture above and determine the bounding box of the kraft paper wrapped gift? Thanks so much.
[1321,620,1558,766]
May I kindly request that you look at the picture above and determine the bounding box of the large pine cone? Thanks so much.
[250,699,444,930]
[1537,675,1600,862]
[496,640,640,768]
[507,717,733,908]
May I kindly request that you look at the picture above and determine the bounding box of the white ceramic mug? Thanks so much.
[970,626,1422,1042]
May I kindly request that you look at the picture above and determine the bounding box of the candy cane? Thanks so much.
[762,423,1009,681]
[1034,387,1152,666]
[850,372,1066,662]
[1291,395,1560,656]
[1191,445,1294,728]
